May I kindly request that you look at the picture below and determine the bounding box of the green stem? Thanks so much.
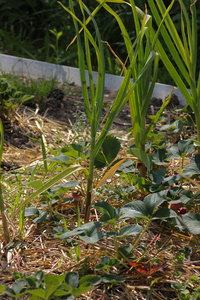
[85,130,96,222]
[132,219,151,250]
[0,182,10,244]
[195,115,200,153]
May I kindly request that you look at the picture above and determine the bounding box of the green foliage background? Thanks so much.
[0,0,199,83]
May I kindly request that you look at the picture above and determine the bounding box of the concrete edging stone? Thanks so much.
[0,53,188,105]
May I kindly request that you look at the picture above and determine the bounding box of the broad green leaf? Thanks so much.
[44,273,65,286]
[118,245,135,259]
[52,289,72,297]
[182,213,200,235]
[33,211,48,223]
[160,120,183,133]
[60,222,101,240]
[144,190,168,216]
[49,181,79,194]
[72,286,94,297]
[79,231,103,243]
[101,135,121,164]
[152,207,177,219]
[28,288,45,298]
[167,140,195,159]
[93,201,121,223]
[93,201,116,218]
[116,224,142,237]
[102,274,125,283]
[176,139,195,156]
[94,151,107,168]
[117,159,135,173]
[121,201,148,219]
[24,207,39,217]
[11,280,26,295]
[152,149,169,166]
[44,274,65,299]
[98,256,116,267]
[149,168,167,184]
[178,190,196,204]
[79,275,101,287]
[182,154,200,176]
[65,272,79,289]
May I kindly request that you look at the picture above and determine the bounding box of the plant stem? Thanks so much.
[0,182,10,243]
[85,129,96,222]
[139,162,146,177]
[195,115,200,153]
[132,219,151,250]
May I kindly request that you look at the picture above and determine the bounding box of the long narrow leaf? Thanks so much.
[67,0,92,124]
[147,0,190,85]
[40,132,47,173]
[14,165,83,215]
[143,87,176,141]
[146,1,193,109]
[95,158,127,190]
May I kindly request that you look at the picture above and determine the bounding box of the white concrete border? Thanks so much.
[0,53,188,105]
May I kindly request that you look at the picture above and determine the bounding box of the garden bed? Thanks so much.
[1,75,200,300]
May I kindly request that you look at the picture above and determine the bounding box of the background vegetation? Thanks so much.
[0,0,199,84]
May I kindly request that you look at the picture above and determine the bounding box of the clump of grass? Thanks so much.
[1,73,58,99]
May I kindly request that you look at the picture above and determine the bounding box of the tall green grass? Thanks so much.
[59,0,159,220]
[144,0,200,149]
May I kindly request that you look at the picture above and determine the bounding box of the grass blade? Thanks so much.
[14,165,83,216]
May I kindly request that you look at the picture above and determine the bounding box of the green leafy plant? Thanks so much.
[121,190,177,249]
[0,78,33,121]
[95,256,118,273]
[2,74,58,101]
[14,164,83,219]
[1,270,101,299]
[97,0,177,177]
[0,119,10,243]
[60,201,143,258]
[172,281,200,300]
[144,0,200,151]
[49,28,63,64]
[167,139,196,169]
[58,0,159,222]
